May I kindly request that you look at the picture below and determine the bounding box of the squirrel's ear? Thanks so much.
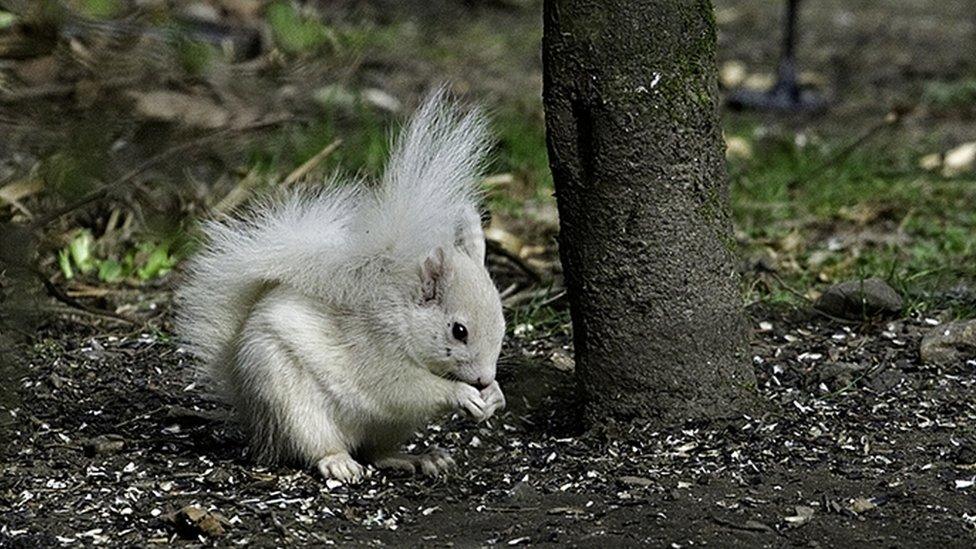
[455,205,486,265]
[420,247,451,305]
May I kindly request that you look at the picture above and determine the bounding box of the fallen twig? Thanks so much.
[35,270,140,326]
[710,515,778,535]
[114,405,166,429]
[503,285,566,308]
[789,108,906,188]
[487,239,544,282]
[282,139,343,187]
[213,168,263,214]
[30,116,293,229]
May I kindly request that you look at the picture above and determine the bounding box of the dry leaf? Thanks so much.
[164,505,229,538]
[128,90,229,129]
[719,60,747,89]
[784,505,815,525]
[725,135,753,161]
[848,497,877,513]
[942,142,976,177]
[0,179,43,203]
[486,223,524,256]
[918,152,942,172]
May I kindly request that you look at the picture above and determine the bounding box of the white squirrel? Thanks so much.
[175,90,506,482]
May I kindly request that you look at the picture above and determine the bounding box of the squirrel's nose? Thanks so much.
[474,377,491,391]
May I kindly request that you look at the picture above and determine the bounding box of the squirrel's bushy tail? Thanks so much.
[350,87,490,263]
[174,88,491,387]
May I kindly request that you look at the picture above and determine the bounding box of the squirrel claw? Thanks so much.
[374,447,455,477]
[373,455,416,475]
[417,447,455,476]
[456,383,488,422]
[480,380,506,420]
[317,452,366,484]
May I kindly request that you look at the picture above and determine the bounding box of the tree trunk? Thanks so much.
[543,0,756,426]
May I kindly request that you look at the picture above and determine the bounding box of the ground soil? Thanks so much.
[2,306,976,547]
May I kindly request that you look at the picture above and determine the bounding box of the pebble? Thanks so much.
[82,435,125,457]
[920,320,976,366]
[619,475,654,488]
[814,278,903,320]
[508,481,540,505]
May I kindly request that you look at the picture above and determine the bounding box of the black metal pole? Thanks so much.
[727,0,826,113]
[783,0,798,60]
[780,0,800,102]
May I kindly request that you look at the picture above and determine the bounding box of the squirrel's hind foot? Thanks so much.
[317,452,367,483]
[374,447,456,477]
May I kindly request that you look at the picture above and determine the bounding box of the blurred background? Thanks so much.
[1,0,975,343]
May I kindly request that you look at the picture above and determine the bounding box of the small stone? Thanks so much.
[313,85,358,110]
[816,362,865,390]
[848,497,878,514]
[952,439,976,466]
[47,373,65,390]
[619,475,654,488]
[549,349,575,372]
[82,435,125,457]
[942,142,976,177]
[742,73,776,91]
[180,2,221,22]
[866,369,904,393]
[508,481,540,505]
[814,278,903,320]
[920,320,976,366]
[164,505,228,538]
[742,520,774,533]
[204,467,232,486]
[919,152,942,171]
[127,90,229,130]
[784,505,815,525]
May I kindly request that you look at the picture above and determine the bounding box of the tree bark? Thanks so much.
[543,0,756,426]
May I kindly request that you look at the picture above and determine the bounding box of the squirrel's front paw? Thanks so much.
[317,452,366,484]
[375,447,456,477]
[480,380,506,420]
[455,383,488,422]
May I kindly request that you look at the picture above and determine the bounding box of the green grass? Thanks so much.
[506,288,571,340]
[729,125,976,315]
[24,1,973,322]
[923,78,976,113]
[250,97,551,202]
[255,94,976,317]
[249,102,390,182]
[488,105,553,215]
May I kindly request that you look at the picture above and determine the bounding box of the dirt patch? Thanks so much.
[2,304,975,546]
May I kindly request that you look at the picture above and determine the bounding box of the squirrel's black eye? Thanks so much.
[451,322,468,343]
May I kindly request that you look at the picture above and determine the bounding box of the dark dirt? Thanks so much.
[2,303,976,547]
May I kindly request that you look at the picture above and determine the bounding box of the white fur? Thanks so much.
[174,90,506,481]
